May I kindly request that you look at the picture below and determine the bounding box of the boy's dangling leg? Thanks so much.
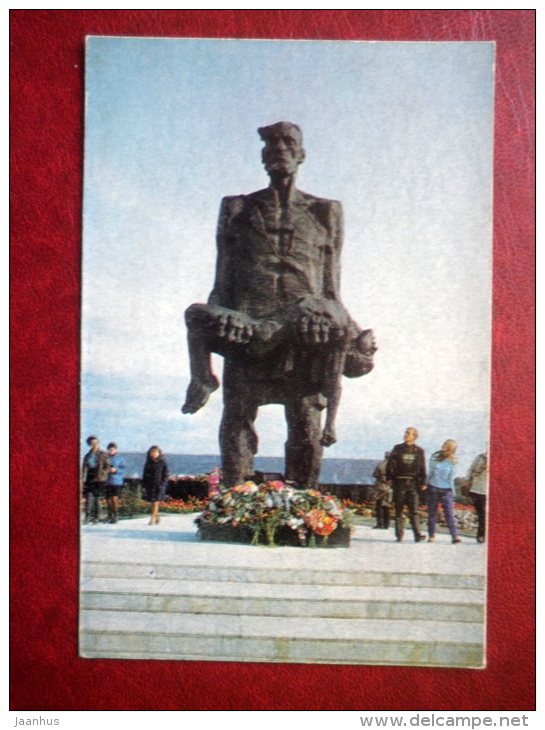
[320,348,346,447]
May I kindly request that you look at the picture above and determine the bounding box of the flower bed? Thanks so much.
[114,483,208,518]
[159,496,209,514]
[340,497,478,534]
[342,498,374,517]
[196,480,353,547]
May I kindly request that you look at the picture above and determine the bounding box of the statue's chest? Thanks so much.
[236,204,329,262]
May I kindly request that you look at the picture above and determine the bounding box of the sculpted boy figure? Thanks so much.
[183,122,376,488]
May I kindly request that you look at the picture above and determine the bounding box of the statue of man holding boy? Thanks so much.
[182,122,376,488]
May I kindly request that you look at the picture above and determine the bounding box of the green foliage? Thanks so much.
[117,482,147,517]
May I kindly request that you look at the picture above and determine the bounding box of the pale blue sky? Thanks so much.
[82,38,494,473]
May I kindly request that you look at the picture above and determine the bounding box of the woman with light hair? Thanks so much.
[425,439,462,544]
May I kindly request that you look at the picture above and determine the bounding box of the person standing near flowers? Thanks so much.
[105,441,126,524]
[386,428,427,543]
[81,435,110,524]
[142,445,169,526]
[463,452,488,543]
[425,439,462,544]
[207,466,221,497]
[372,451,392,530]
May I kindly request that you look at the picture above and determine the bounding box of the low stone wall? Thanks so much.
[166,477,208,500]
[122,478,374,504]
[122,477,208,501]
[321,483,374,503]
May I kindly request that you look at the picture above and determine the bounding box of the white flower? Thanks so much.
[286,517,305,529]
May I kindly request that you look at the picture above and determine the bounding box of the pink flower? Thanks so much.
[267,480,286,490]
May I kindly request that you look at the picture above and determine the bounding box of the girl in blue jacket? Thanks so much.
[425,439,462,544]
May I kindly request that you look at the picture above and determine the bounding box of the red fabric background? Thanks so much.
[10,10,535,711]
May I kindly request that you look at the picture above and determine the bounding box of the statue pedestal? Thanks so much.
[197,521,350,547]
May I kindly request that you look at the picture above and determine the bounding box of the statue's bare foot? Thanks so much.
[182,376,219,414]
[320,426,337,447]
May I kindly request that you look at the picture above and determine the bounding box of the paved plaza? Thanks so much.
[80,514,486,666]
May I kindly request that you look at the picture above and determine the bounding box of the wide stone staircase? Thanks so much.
[79,515,486,667]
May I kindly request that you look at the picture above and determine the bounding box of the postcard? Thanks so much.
[79,37,494,666]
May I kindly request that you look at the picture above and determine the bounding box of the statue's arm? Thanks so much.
[317,199,377,377]
[199,196,258,345]
[207,197,235,308]
[323,200,343,301]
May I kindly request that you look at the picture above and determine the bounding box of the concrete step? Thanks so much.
[81,577,484,622]
[79,610,484,667]
[81,560,485,590]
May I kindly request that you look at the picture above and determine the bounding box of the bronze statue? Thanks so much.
[182,122,376,488]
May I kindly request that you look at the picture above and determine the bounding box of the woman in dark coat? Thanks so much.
[142,445,169,525]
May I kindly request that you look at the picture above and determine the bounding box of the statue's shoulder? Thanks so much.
[300,190,342,214]
[219,189,270,218]
[219,194,246,217]
[300,190,342,208]
[299,191,343,232]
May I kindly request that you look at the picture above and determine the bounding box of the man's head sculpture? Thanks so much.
[258,121,306,177]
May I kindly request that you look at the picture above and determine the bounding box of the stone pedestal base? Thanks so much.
[197,521,350,547]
